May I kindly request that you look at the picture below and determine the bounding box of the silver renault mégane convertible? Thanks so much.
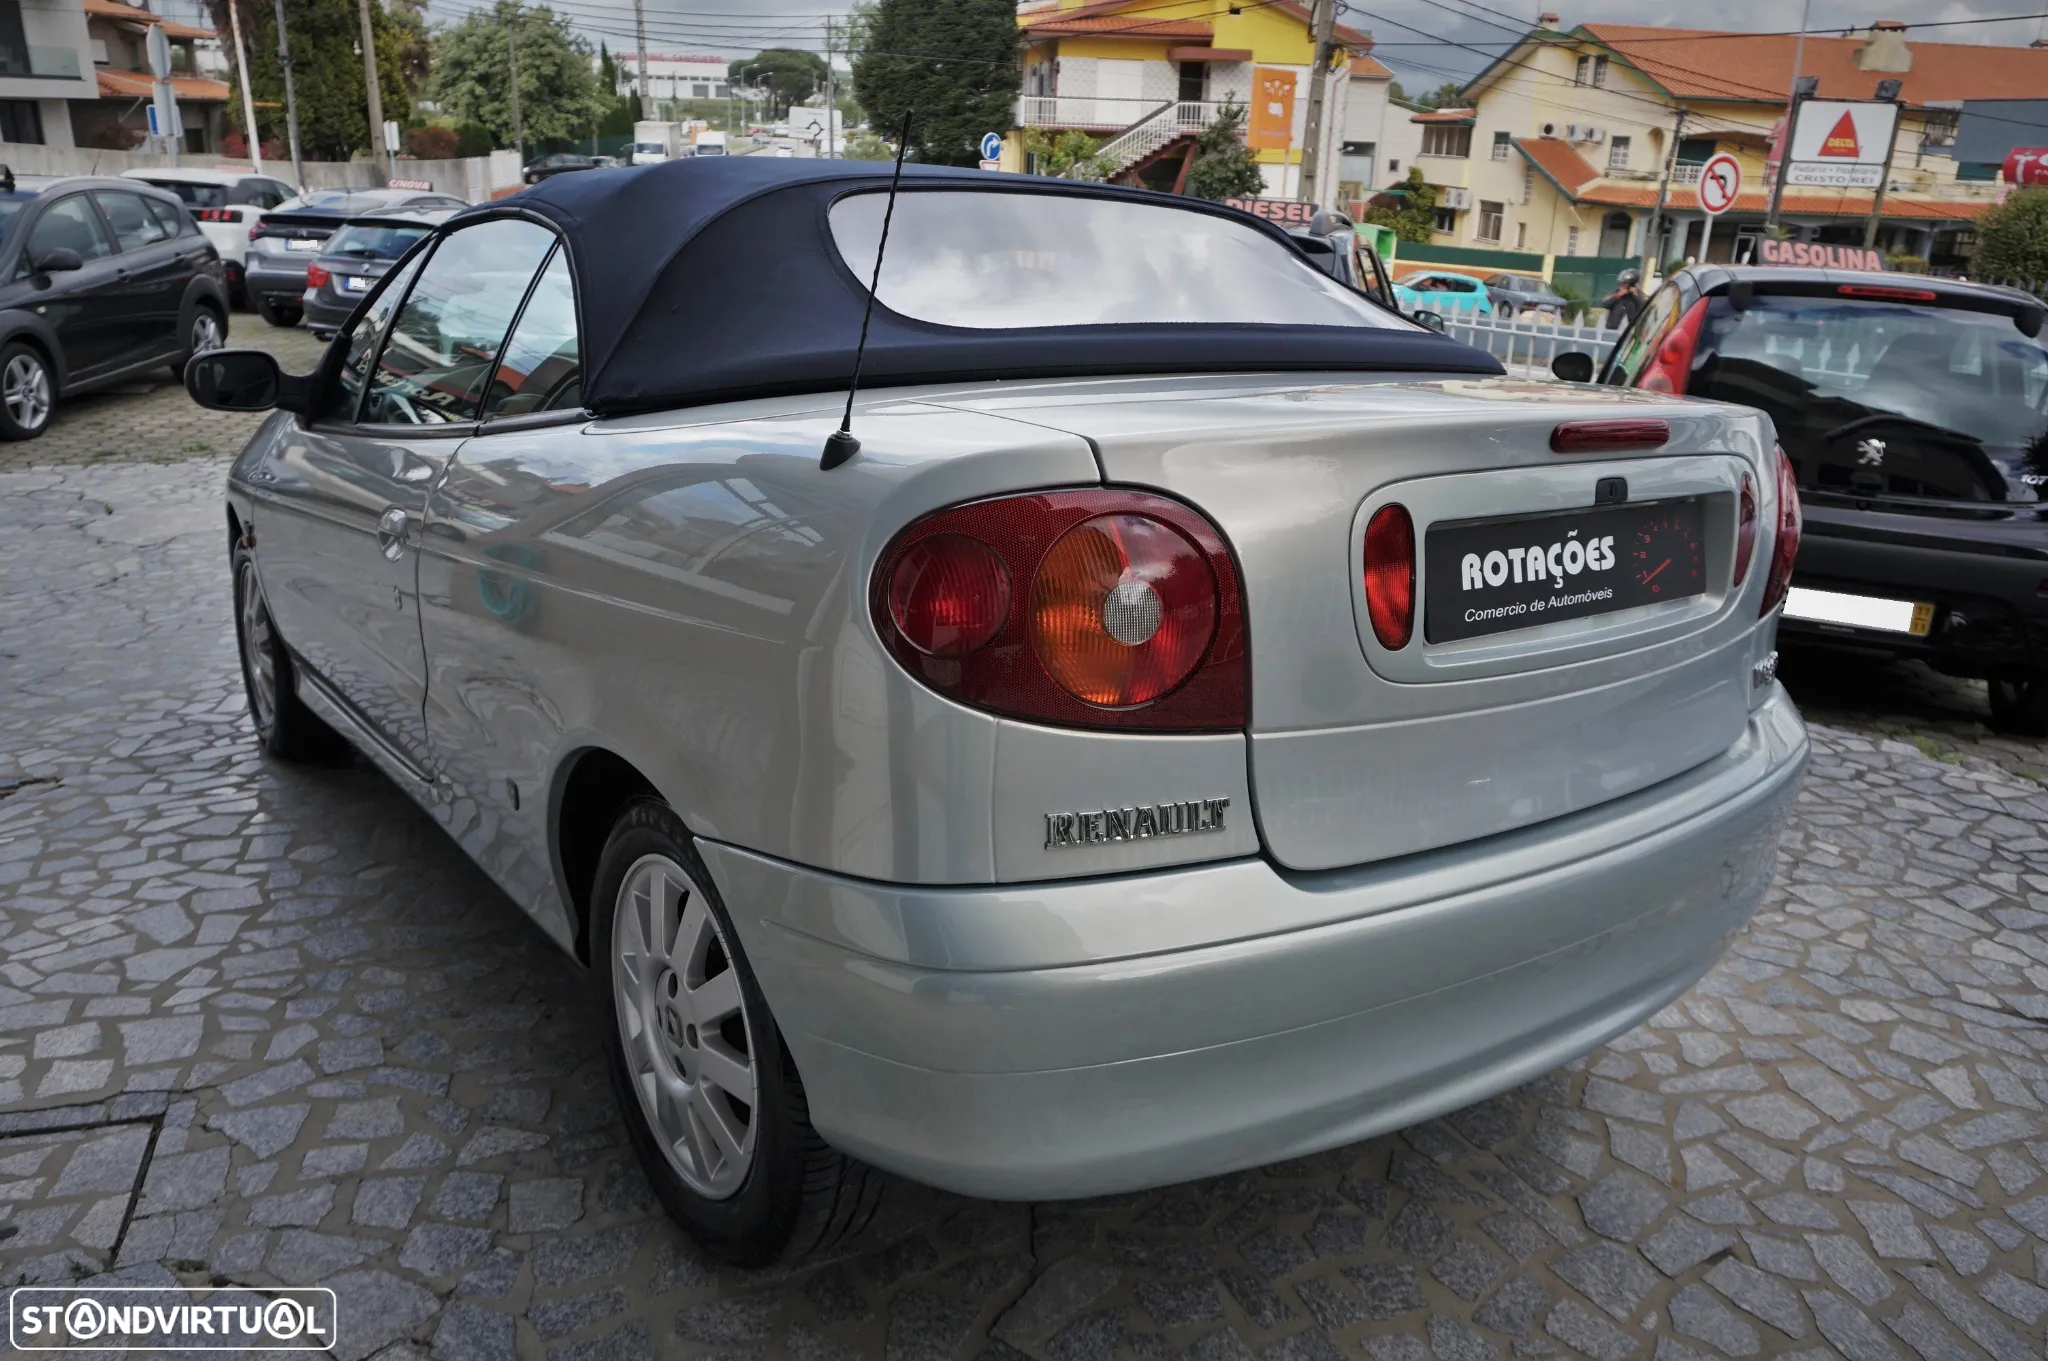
[186,159,1808,1265]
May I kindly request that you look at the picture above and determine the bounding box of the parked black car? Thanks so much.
[1555,265,2048,733]
[245,187,467,328]
[300,207,455,338]
[0,168,229,440]
[522,153,596,185]
[1285,211,1401,314]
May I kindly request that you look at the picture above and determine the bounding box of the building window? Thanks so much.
[1574,54,1590,85]
[0,100,43,145]
[1491,130,1510,160]
[1421,124,1471,158]
[1565,224,1580,255]
[1432,205,1458,233]
[1178,61,1207,104]
[713,83,728,98]
[691,83,709,99]
[1675,137,1716,166]
[1522,163,1533,204]
[1957,161,1998,182]
[1607,135,1630,172]
[1515,221,1527,249]
[1592,55,1608,87]
[1388,158,1399,173]
[1477,200,1503,242]
[1920,110,1957,148]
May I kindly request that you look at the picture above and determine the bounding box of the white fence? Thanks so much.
[0,144,508,201]
[1433,304,1623,377]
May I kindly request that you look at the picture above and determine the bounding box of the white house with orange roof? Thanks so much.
[1006,0,1390,206]
[1427,15,2048,276]
[0,0,99,146]
[78,0,228,150]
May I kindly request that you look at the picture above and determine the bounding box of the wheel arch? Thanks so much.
[551,745,664,965]
[0,314,68,395]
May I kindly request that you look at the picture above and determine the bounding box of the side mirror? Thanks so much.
[1412,310,1446,333]
[186,348,284,411]
[33,247,82,275]
[1550,351,1596,383]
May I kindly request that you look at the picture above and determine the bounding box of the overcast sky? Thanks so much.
[417,0,2048,91]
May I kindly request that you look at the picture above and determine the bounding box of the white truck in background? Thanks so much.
[631,121,683,164]
[693,130,729,157]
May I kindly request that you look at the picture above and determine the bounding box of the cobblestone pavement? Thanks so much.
[4,411,2048,1361]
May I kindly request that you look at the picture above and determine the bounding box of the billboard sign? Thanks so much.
[1222,197,1318,226]
[1756,239,1887,271]
[2003,147,2048,186]
[1247,67,1296,150]
[1783,99,1900,188]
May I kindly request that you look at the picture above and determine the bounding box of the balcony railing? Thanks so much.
[1017,95,1225,134]
[0,43,82,79]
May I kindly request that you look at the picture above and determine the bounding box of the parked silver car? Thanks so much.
[186,160,1808,1266]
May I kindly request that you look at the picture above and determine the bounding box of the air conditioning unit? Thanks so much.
[1438,186,1471,210]
[1581,125,1606,143]
[1564,123,1604,143]
[1539,121,1560,138]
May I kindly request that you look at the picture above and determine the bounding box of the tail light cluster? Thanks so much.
[1760,443,1802,617]
[1362,504,1415,650]
[872,490,1245,730]
[1637,297,1710,394]
[197,207,245,224]
[1733,471,1758,587]
[304,262,331,290]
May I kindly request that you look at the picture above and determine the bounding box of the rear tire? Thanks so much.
[168,304,224,381]
[1496,302,1515,320]
[1989,674,2048,737]
[232,543,345,761]
[592,799,881,1266]
[0,341,52,441]
[257,297,302,328]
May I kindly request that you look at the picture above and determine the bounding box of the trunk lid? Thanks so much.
[942,375,1778,871]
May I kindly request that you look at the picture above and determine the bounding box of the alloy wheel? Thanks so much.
[4,353,49,431]
[191,311,223,357]
[237,560,278,732]
[612,852,758,1198]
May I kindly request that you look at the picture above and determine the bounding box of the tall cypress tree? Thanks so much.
[850,0,1019,167]
[205,0,411,161]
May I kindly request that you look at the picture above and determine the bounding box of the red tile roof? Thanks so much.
[1024,12,1212,39]
[1411,107,1475,123]
[1581,23,2048,107]
[1020,0,1378,59]
[1514,137,1599,193]
[97,67,229,101]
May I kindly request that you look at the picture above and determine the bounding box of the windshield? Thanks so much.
[0,197,27,239]
[632,142,665,154]
[1693,295,2048,500]
[830,190,1409,330]
[139,179,228,208]
[325,221,430,260]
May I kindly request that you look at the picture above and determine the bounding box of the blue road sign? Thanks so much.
[979,132,1003,161]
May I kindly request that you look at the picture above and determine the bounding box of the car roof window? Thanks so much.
[362,217,557,425]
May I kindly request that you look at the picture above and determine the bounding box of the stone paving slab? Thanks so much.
[3,406,2048,1359]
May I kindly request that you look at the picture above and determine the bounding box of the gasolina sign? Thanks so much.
[1783,99,1900,188]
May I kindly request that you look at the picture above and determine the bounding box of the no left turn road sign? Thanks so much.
[1699,153,1742,217]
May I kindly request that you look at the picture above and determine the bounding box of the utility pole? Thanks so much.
[226,0,263,172]
[823,16,837,158]
[632,0,648,110]
[1298,0,1338,206]
[356,0,387,185]
[507,9,523,166]
[272,0,304,186]
[1863,83,1904,249]
[1642,106,1687,285]
[1763,0,1814,232]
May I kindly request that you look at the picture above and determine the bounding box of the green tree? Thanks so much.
[1411,80,1465,110]
[1361,166,1437,242]
[1183,98,1265,201]
[849,0,1020,167]
[843,128,894,161]
[595,43,642,139]
[731,48,828,118]
[1024,127,1112,181]
[428,1,608,151]
[1972,187,2048,284]
[205,0,413,160]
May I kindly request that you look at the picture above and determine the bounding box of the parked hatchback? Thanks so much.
[1560,265,2048,733]
[1393,270,1493,316]
[0,169,228,439]
[301,208,454,338]
[120,167,296,307]
[246,187,467,327]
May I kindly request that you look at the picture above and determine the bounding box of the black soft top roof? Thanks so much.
[451,158,1502,416]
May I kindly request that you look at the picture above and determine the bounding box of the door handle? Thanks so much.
[376,506,410,561]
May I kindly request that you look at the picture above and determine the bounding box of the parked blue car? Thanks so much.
[1393,270,1495,316]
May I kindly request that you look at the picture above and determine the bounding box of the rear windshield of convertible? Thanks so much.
[828,189,1406,330]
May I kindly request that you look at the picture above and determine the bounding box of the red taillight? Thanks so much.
[1760,445,1801,617]
[1637,297,1710,394]
[197,207,244,223]
[304,262,330,289]
[1838,283,1936,302]
[1550,419,1670,454]
[1362,503,1415,650]
[1733,471,1757,587]
[871,490,1244,730]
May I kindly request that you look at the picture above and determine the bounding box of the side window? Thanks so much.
[142,196,188,238]
[1608,283,1682,386]
[481,247,579,418]
[19,195,114,275]
[95,191,172,250]
[362,217,555,426]
[322,247,429,424]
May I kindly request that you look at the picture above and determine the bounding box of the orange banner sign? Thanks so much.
[1247,67,1296,150]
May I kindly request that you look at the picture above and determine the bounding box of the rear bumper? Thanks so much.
[700,687,1807,1201]
[243,257,310,302]
[1788,505,2048,674]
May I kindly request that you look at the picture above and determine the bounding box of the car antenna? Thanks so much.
[821,110,913,472]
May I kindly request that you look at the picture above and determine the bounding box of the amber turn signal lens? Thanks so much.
[1363,503,1415,650]
[887,532,1009,657]
[1030,514,1215,707]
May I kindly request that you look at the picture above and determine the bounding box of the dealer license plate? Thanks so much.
[339,274,371,293]
[1425,498,1707,643]
[285,238,321,252]
[1782,587,1933,636]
